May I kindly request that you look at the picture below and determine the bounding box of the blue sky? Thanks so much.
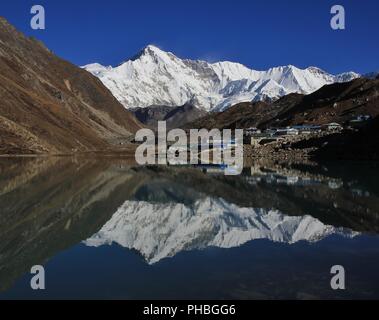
[1,0,378,74]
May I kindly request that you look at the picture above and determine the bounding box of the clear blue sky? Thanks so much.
[2,0,378,74]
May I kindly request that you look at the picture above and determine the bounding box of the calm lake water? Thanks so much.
[0,157,379,299]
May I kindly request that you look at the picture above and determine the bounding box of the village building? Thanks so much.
[273,128,299,136]
[245,127,262,135]
[322,123,343,131]
[291,125,322,134]
[349,114,372,124]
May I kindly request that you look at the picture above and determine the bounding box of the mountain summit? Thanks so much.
[84,45,359,112]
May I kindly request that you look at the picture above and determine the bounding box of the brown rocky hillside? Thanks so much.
[265,77,379,127]
[186,78,379,130]
[0,17,143,155]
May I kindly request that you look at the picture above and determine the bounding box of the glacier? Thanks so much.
[83,45,359,112]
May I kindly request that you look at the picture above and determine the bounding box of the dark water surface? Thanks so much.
[0,157,378,299]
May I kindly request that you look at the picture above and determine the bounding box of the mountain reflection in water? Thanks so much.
[0,157,379,299]
[85,199,356,264]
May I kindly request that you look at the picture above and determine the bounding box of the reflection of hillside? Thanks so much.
[0,157,60,197]
[85,163,379,264]
[245,162,379,232]
[0,159,147,292]
[0,159,378,293]
[135,165,379,233]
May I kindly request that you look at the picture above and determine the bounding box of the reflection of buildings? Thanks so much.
[196,164,243,176]
[247,164,373,199]
[249,165,344,189]
[0,158,377,293]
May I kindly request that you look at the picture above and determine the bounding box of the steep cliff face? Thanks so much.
[0,18,143,154]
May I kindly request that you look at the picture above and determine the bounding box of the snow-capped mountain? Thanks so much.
[83,45,359,112]
[85,197,356,264]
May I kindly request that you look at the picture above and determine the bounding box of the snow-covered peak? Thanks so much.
[211,61,261,85]
[335,71,361,82]
[307,66,330,75]
[83,45,360,111]
[142,44,162,53]
[85,197,357,264]
[83,63,110,76]
[134,44,177,64]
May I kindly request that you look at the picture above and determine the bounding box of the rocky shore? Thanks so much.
[243,131,337,162]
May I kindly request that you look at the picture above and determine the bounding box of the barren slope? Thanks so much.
[0,17,143,154]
